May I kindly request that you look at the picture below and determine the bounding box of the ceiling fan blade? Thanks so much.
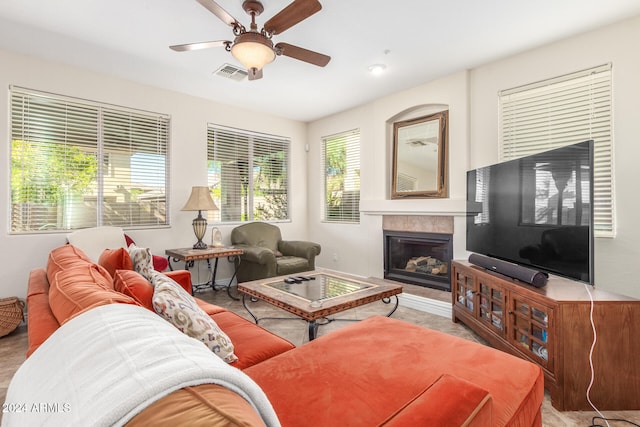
[196,0,240,27]
[248,68,263,81]
[275,42,330,67]
[170,40,231,52]
[264,0,322,35]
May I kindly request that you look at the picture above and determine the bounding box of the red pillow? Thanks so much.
[99,247,133,277]
[113,270,155,311]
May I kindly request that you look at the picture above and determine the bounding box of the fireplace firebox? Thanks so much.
[383,230,452,291]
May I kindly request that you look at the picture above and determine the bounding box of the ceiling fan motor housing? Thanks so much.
[242,0,265,17]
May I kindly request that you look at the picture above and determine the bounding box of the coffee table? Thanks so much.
[238,270,403,341]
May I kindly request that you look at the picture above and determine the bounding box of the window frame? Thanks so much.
[322,129,361,224]
[9,86,171,234]
[206,123,291,224]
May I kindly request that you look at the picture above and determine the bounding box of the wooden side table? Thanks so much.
[165,246,243,299]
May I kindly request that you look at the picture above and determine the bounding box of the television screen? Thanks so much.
[466,140,594,284]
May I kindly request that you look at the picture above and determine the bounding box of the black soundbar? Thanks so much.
[468,253,548,288]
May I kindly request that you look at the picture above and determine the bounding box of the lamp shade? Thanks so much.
[231,32,275,71]
[181,186,218,212]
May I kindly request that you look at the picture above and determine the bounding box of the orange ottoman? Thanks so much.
[245,316,543,427]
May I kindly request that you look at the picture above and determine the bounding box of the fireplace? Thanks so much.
[383,230,453,291]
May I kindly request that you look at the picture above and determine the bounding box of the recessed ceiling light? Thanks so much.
[368,64,387,76]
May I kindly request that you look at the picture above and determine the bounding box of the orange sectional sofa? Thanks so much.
[20,244,545,426]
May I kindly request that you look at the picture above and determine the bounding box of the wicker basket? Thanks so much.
[0,297,25,338]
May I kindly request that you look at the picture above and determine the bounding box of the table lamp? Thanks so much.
[181,186,218,249]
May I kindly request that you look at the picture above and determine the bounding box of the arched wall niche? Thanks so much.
[386,103,449,199]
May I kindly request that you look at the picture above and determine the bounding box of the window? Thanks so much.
[499,64,614,237]
[207,124,290,222]
[10,87,170,233]
[322,129,360,223]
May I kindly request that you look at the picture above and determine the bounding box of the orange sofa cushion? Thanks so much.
[98,247,133,277]
[26,269,60,357]
[211,310,296,370]
[49,264,137,325]
[196,298,228,316]
[46,244,94,284]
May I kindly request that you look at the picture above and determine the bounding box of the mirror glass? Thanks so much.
[392,111,448,198]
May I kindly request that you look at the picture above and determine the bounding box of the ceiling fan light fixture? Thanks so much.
[171,0,330,80]
[231,32,275,71]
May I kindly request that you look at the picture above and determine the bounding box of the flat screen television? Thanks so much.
[466,140,594,285]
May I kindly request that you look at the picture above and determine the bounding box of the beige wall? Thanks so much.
[2,15,639,300]
[308,15,640,298]
[469,15,640,298]
[0,48,308,299]
[307,71,470,278]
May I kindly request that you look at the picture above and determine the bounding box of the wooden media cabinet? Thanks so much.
[451,260,640,411]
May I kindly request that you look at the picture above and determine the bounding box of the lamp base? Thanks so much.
[193,240,208,250]
[192,211,208,250]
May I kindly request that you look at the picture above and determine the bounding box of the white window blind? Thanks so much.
[207,124,290,222]
[322,129,360,223]
[499,64,614,236]
[10,87,170,232]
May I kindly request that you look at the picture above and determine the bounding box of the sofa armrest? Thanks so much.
[380,374,492,427]
[235,245,277,265]
[279,240,321,261]
[27,269,60,358]
[165,270,192,294]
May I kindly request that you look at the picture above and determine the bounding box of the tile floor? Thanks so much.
[1,283,639,426]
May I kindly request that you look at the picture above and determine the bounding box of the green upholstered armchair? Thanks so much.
[230,222,321,283]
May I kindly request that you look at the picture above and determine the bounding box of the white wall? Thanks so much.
[308,71,470,278]
[308,15,640,299]
[469,15,640,298]
[0,48,308,299]
[3,15,639,300]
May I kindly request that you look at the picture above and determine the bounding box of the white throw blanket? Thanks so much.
[2,304,281,427]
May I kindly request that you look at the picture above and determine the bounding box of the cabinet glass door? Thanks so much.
[478,279,505,334]
[510,296,552,369]
[454,270,475,314]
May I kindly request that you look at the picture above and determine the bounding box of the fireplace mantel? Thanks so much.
[360,198,466,217]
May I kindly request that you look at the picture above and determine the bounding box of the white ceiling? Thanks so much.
[1,0,639,122]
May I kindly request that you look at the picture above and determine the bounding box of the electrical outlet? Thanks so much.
[333,253,338,262]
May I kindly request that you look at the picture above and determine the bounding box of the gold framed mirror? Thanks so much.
[392,110,448,199]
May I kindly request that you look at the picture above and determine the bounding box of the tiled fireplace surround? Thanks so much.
[382,215,454,236]
[382,215,454,318]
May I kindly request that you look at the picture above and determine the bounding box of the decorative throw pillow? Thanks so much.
[99,247,133,277]
[150,271,238,363]
[114,270,155,311]
[128,244,154,281]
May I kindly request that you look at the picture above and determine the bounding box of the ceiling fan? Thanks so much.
[170,0,331,80]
